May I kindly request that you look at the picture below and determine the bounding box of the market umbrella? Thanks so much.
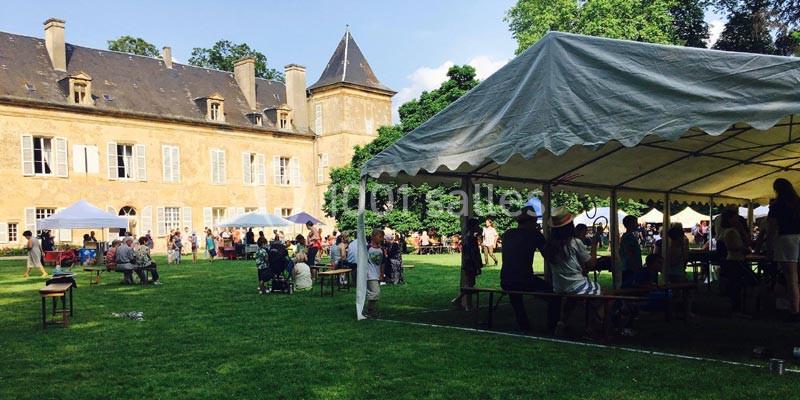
[285,212,325,226]
[217,212,292,228]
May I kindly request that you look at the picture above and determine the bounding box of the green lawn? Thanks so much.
[0,254,797,399]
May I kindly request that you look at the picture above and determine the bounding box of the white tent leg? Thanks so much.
[356,175,368,320]
[610,190,620,289]
[542,184,552,283]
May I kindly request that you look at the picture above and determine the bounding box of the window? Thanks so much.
[210,149,226,184]
[279,112,289,129]
[73,82,87,104]
[164,207,181,233]
[274,156,290,185]
[36,208,55,235]
[314,103,323,135]
[209,102,224,121]
[116,144,134,179]
[317,153,330,184]
[280,208,292,217]
[162,145,180,183]
[245,207,258,213]
[107,142,146,181]
[212,207,226,228]
[72,145,99,174]
[8,223,18,242]
[365,118,374,135]
[242,152,265,185]
[33,137,53,175]
[118,206,136,216]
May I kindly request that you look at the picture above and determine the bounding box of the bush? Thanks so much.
[0,247,28,257]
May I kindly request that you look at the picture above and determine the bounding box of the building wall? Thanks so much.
[0,103,319,250]
[307,86,393,229]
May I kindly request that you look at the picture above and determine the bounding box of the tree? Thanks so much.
[775,29,800,55]
[107,36,160,58]
[505,0,679,54]
[713,0,800,30]
[189,40,283,81]
[713,0,776,54]
[670,0,710,47]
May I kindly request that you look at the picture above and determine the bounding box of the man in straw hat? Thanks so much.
[500,206,560,331]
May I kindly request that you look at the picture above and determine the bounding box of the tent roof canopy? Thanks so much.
[37,200,128,229]
[285,212,326,226]
[218,212,292,228]
[362,32,800,204]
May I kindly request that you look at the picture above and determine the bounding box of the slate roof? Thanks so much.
[0,31,301,133]
[308,30,394,94]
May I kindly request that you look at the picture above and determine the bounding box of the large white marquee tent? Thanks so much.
[354,32,800,319]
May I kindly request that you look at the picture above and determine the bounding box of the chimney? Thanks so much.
[284,64,308,133]
[43,18,66,71]
[234,57,256,110]
[162,46,172,69]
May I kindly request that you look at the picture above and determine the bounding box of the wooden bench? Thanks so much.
[83,265,105,285]
[461,287,646,337]
[318,269,352,297]
[39,283,74,329]
[610,282,697,322]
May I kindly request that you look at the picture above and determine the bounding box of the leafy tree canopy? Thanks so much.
[713,0,776,54]
[671,0,711,47]
[505,0,679,54]
[107,36,160,58]
[189,40,283,81]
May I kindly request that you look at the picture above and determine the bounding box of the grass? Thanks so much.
[0,253,797,399]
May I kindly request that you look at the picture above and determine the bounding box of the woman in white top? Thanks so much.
[482,219,500,266]
[292,252,313,291]
[543,210,601,296]
[23,230,48,278]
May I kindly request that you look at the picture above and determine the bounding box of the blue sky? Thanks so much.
[1,1,727,120]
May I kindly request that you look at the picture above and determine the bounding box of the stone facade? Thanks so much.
[0,21,393,250]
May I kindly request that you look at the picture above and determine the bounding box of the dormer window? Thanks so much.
[73,82,87,104]
[66,72,93,105]
[210,102,221,120]
[279,112,289,129]
[246,112,263,126]
[203,93,225,122]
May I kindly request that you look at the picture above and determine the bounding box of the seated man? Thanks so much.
[500,206,559,331]
[115,237,146,284]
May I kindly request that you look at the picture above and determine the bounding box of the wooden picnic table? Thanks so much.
[39,282,74,329]
[318,269,352,297]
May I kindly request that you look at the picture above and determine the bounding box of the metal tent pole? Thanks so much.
[747,201,755,233]
[355,175,368,320]
[542,184,552,283]
[610,189,620,289]
[662,193,671,284]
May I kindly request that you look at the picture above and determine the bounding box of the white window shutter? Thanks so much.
[236,207,245,217]
[219,151,226,184]
[24,207,35,233]
[172,147,181,182]
[258,207,266,214]
[182,207,192,232]
[242,152,251,185]
[87,146,99,174]
[209,150,216,184]
[203,207,212,231]
[290,157,300,187]
[141,206,153,235]
[256,154,265,185]
[156,207,166,237]
[273,156,280,185]
[162,145,170,182]
[135,144,147,181]
[107,142,118,180]
[0,222,8,243]
[73,145,86,173]
[21,135,34,176]
[274,207,281,216]
[54,137,68,177]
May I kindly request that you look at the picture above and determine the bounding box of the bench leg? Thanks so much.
[69,287,73,317]
[41,297,46,329]
[52,297,57,316]
[487,292,494,329]
[474,291,480,327]
[665,289,672,322]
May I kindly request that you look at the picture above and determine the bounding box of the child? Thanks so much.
[255,244,270,294]
[364,229,385,319]
[190,231,198,263]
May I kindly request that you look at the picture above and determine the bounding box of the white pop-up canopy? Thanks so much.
[670,207,710,228]
[217,212,292,228]
[739,206,770,219]
[638,208,664,225]
[354,32,800,319]
[37,200,128,230]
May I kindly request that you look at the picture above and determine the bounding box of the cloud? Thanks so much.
[707,19,725,48]
[392,55,509,122]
